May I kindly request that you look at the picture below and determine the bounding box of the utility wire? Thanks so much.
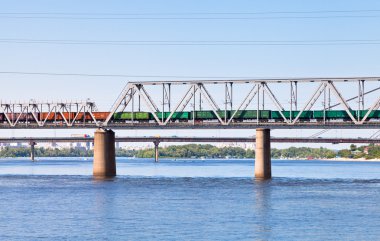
[1,9,380,15]
[2,39,380,42]
[0,71,259,79]
[0,9,380,20]
[310,129,330,138]
[0,39,380,46]
[1,15,379,20]
[1,10,380,20]
[370,130,380,139]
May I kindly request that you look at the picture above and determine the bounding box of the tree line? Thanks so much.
[0,144,379,159]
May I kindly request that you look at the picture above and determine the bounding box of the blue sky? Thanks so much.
[0,0,380,148]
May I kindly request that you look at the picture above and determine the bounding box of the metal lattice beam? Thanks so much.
[2,77,380,129]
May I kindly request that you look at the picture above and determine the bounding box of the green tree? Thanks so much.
[350,144,357,151]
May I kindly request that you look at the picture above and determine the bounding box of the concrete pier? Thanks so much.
[93,129,116,177]
[154,141,159,163]
[255,129,271,179]
[30,142,36,161]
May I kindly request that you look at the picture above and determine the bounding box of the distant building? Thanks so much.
[51,141,58,148]
[70,134,92,150]
[0,143,10,149]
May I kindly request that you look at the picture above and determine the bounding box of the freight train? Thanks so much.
[112,110,380,121]
[0,110,378,123]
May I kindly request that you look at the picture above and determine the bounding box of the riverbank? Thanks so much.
[2,144,380,161]
[317,157,380,162]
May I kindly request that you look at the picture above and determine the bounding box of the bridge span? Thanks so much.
[1,77,380,129]
[2,77,380,179]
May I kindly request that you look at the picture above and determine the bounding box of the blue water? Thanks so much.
[0,158,379,240]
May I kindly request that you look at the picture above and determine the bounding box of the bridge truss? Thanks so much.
[1,77,380,129]
[0,99,99,128]
[103,77,380,129]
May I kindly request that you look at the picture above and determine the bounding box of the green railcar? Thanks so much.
[232,110,256,119]
[191,111,230,120]
[313,110,355,119]
[232,110,271,119]
[155,112,190,120]
[356,110,380,119]
[291,111,313,119]
[271,111,313,119]
[113,112,132,120]
[113,112,150,120]
[260,110,271,119]
[271,111,282,119]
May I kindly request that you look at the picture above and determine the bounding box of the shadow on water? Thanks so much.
[253,179,273,240]
[92,176,117,182]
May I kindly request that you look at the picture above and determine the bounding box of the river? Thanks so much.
[0,158,379,240]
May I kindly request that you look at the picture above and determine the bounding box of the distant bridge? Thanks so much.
[5,136,374,166]
[1,136,378,144]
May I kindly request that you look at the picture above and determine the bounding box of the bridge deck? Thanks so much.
[1,122,379,129]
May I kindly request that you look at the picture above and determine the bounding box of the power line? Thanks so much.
[0,9,379,15]
[0,71,259,79]
[1,10,379,20]
[1,15,379,20]
[2,39,380,42]
[0,39,380,46]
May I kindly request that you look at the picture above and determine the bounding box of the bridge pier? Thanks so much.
[255,129,271,179]
[93,129,116,178]
[154,141,160,163]
[30,141,36,161]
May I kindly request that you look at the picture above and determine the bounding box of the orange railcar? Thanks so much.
[74,112,109,121]
[40,112,75,121]
[92,112,110,121]
[5,113,37,122]
[39,112,111,122]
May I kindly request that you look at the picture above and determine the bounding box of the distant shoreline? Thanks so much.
[309,158,380,162]
[274,157,380,162]
[1,156,380,162]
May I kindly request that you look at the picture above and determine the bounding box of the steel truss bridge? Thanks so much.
[1,77,380,129]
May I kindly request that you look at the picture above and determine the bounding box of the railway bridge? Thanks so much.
[2,77,380,179]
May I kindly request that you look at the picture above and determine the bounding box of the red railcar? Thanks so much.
[0,112,111,123]
[40,112,110,122]
[40,112,75,121]
[5,113,37,122]
[75,112,93,121]
[92,112,110,121]
[73,112,109,121]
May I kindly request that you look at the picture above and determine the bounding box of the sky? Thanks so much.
[0,0,380,149]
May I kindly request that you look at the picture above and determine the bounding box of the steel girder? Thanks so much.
[1,77,380,129]
[0,100,99,127]
[102,77,380,128]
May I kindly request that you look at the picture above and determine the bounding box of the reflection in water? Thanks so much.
[92,180,119,238]
[254,179,272,240]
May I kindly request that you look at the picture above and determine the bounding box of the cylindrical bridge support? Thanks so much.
[154,141,160,163]
[93,129,116,178]
[255,128,271,179]
[30,141,36,161]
